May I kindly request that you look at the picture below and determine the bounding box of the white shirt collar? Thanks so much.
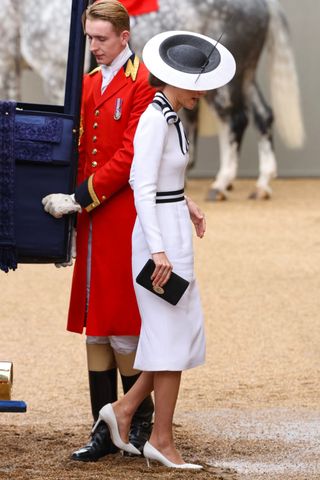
[101,44,133,93]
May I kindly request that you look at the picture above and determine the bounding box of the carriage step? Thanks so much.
[0,400,27,413]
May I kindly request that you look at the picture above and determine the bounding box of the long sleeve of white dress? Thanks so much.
[130,106,168,254]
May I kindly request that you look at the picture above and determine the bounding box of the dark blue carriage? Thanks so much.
[0,0,89,271]
[0,0,89,413]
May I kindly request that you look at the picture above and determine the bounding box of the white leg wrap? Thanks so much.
[212,122,238,191]
[257,136,277,192]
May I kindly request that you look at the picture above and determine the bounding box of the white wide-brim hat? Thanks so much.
[142,30,236,91]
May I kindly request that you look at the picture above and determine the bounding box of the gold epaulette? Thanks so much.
[125,55,140,82]
[88,66,102,76]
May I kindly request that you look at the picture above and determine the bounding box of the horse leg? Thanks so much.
[248,82,277,200]
[207,89,249,201]
[207,120,238,201]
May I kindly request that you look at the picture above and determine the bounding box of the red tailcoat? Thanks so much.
[93,0,159,15]
[121,0,159,15]
[67,58,155,336]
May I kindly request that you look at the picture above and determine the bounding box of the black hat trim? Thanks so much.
[159,34,221,74]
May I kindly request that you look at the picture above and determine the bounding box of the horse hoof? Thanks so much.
[206,189,227,202]
[226,184,234,191]
[248,189,271,200]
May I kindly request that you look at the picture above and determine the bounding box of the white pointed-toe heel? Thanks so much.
[92,403,141,456]
[143,441,202,469]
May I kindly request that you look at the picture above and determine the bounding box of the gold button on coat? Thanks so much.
[92,161,98,167]
[93,122,98,129]
[93,136,97,142]
[92,148,97,155]
[95,109,100,116]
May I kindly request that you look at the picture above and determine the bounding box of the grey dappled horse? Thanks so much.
[130,0,305,200]
[0,0,71,104]
[0,0,304,200]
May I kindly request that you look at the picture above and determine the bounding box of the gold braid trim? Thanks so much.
[124,55,140,82]
[85,174,101,212]
[78,115,84,147]
[88,66,101,76]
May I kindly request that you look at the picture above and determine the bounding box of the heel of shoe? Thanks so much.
[143,441,153,468]
[91,416,101,435]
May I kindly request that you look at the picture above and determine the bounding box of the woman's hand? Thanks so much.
[185,196,206,238]
[151,252,172,287]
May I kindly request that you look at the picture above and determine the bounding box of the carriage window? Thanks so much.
[0,2,72,106]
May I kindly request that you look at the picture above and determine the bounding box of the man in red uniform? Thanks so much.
[42,0,155,462]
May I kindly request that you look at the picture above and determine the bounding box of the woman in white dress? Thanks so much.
[92,30,236,468]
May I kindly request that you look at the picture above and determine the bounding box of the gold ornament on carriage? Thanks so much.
[0,362,13,400]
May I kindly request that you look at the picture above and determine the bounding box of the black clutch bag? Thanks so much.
[136,259,190,305]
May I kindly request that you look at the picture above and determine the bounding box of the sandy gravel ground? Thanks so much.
[1,179,319,480]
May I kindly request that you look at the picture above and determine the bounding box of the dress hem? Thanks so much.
[133,359,205,372]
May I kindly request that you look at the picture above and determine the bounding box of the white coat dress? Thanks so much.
[129,92,205,371]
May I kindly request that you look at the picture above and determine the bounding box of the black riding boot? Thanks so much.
[121,373,154,454]
[71,369,118,461]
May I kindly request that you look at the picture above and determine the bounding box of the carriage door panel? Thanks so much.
[14,0,89,264]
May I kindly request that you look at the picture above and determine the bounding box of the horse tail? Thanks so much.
[266,0,305,148]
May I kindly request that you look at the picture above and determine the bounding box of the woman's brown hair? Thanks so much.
[149,73,167,88]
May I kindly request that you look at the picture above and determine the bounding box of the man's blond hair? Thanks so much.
[82,0,130,35]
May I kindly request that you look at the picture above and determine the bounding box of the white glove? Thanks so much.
[42,193,82,218]
[55,228,77,268]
